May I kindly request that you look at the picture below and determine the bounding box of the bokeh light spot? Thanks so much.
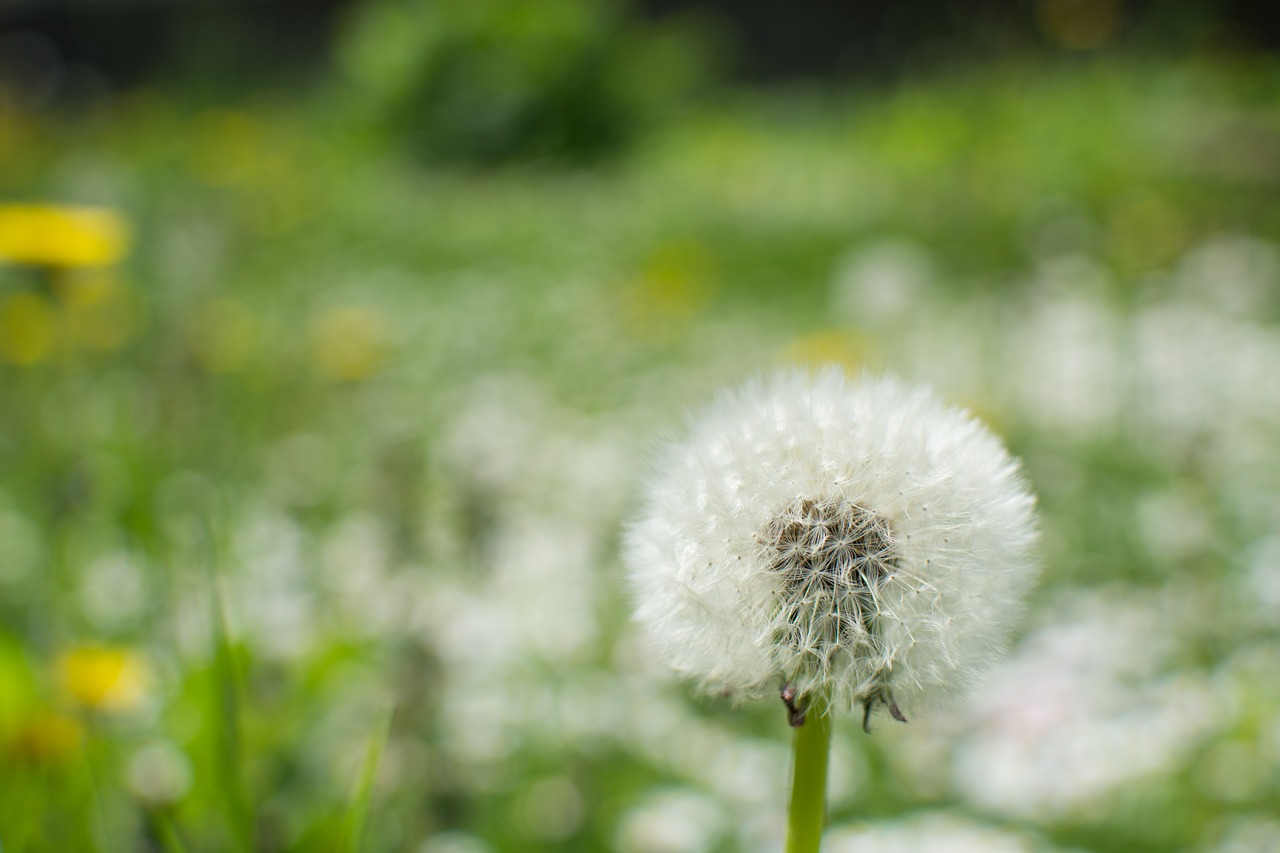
[309,305,388,382]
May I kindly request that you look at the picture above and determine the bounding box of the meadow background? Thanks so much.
[2,1,1280,850]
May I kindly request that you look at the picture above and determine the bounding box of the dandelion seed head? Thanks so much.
[625,368,1039,719]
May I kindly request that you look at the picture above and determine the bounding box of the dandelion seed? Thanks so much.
[625,368,1039,726]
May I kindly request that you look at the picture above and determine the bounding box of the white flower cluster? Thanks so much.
[625,369,1039,725]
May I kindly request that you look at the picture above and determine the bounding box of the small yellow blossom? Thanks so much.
[0,204,131,268]
[55,646,150,713]
[309,306,388,382]
[623,240,716,337]
[780,329,875,373]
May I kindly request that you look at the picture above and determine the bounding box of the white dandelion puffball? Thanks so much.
[624,369,1039,724]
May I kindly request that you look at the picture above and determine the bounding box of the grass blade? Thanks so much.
[202,521,252,851]
[345,702,395,853]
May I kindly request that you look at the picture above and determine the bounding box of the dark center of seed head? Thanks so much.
[767,498,895,595]
[766,498,907,731]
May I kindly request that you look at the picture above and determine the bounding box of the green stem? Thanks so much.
[784,697,832,853]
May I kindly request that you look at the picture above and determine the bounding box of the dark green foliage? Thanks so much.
[336,0,722,164]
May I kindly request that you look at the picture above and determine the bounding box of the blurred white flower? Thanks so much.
[948,588,1220,819]
[127,741,193,806]
[625,369,1039,725]
[1244,536,1280,625]
[1005,282,1125,435]
[1173,233,1279,319]
[417,831,493,853]
[511,776,585,842]
[830,238,934,328]
[1204,815,1280,853]
[615,789,724,853]
[825,812,1055,853]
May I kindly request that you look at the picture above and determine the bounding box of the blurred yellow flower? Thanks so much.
[0,291,58,365]
[309,306,388,382]
[623,240,716,338]
[6,710,84,765]
[0,204,131,269]
[55,646,150,713]
[780,329,875,373]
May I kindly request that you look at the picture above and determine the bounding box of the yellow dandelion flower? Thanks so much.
[7,710,84,765]
[55,646,150,713]
[0,204,131,269]
[309,306,388,382]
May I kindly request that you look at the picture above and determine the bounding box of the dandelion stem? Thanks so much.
[784,693,831,853]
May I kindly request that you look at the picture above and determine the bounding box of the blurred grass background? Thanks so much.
[2,1,1280,851]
